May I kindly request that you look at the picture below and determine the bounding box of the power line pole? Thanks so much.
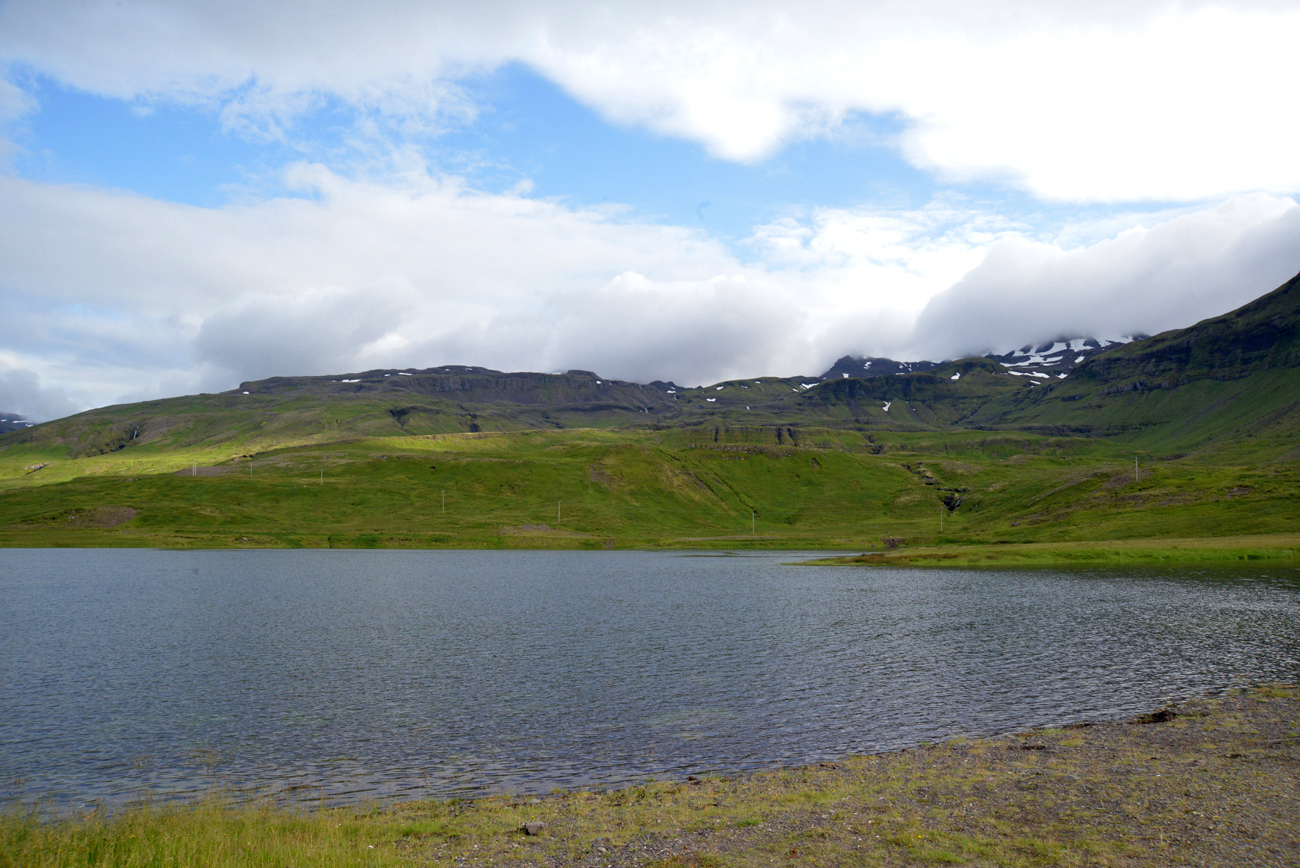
[558,500,562,523]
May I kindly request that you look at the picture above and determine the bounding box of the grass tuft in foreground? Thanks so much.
[4,686,1297,867]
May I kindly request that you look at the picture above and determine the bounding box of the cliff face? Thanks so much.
[239,367,678,411]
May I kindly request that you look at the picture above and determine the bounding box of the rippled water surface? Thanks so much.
[2,549,1298,808]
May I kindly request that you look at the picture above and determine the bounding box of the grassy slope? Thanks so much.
[1,423,1296,552]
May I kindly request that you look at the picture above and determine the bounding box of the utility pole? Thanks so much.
[320,469,323,484]
[558,500,562,523]
[192,462,196,477]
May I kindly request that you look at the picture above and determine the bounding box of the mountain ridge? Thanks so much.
[2,268,1297,459]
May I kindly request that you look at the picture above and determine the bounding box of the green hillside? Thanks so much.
[0,423,1295,552]
[974,269,1300,452]
[1,269,1298,551]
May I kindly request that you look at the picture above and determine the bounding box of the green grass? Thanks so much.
[803,534,1300,567]
[1,424,1297,552]
[0,799,440,868]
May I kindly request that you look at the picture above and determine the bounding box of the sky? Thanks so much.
[1,1,1299,420]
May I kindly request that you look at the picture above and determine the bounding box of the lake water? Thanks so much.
[1,549,1298,810]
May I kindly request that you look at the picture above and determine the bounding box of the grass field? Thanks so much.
[801,534,1300,567]
[2,425,1297,553]
[4,685,1296,867]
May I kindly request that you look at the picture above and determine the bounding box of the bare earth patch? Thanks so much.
[65,506,139,528]
[171,465,237,477]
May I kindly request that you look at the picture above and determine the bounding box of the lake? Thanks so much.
[1,549,1297,810]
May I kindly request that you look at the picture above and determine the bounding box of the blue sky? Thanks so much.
[12,73,302,207]
[1,1,1299,419]
[13,63,943,242]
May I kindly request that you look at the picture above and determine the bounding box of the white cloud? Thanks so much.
[0,165,998,414]
[911,194,1300,358]
[0,167,799,412]
[0,77,34,123]
[3,1,1299,200]
[0,164,1297,418]
[0,361,79,421]
[0,76,36,167]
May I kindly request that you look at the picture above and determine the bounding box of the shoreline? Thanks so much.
[798,533,1300,567]
[2,532,1300,564]
[5,685,1297,866]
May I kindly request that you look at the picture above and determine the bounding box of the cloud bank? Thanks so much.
[1,156,1296,420]
[3,1,1300,200]
[912,195,1300,357]
[0,164,982,415]
[2,2,1299,420]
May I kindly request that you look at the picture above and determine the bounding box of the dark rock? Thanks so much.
[1133,708,1177,724]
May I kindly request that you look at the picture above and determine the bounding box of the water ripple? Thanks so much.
[1,550,1297,810]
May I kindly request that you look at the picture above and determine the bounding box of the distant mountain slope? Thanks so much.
[977,268,1300,449]
[3,269,1297,461]
[794,357,1030,427]
[1067,269,1299,383]
[0,413,33,434]
[982,335,1141,378]
[817,356,942,379]
[814,336,1138,384]
[0,367,685,457]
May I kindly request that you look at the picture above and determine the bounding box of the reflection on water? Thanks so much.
[1,549,1297,809]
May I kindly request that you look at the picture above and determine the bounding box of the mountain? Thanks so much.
[817,356,943,379]
[0,367,684,457]
[973,268,1300,450]
[0,413,33,434]
[2,269,1297,459]
[980,335,1142,379]
[812,335,1138,386]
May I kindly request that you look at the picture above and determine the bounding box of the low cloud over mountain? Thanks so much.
[910,196,1300,360]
